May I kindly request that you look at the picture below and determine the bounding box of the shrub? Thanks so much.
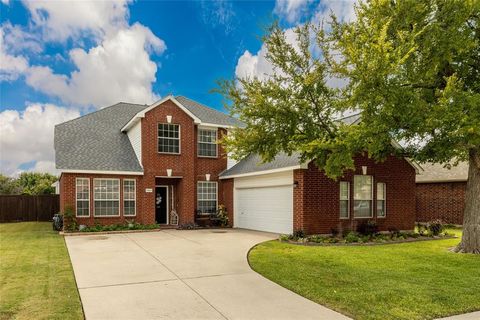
[344,231,360,243]
[427,219,444,236]
[63,204,77,232]
[416,222,427,236]
[216,205,229,227]
[292,230,305,239]
[308,235,326,243]
[358,220,378,236]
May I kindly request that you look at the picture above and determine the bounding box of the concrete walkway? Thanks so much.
[437,311,480,320]
[65,229,349,320]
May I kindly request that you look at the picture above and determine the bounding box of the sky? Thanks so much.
[0,0,356,176]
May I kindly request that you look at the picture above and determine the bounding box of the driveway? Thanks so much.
[65,229,349,320]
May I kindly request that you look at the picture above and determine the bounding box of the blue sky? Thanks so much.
[0,0,354,175]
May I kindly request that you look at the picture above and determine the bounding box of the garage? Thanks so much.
[233,171,293,234]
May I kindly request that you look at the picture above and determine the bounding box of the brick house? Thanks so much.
[415,162,468,225]
[55,95,420,234]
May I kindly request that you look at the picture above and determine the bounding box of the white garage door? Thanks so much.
[234,171,293,234]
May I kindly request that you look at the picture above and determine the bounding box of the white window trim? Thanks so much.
[339,181,350,219]
[123,179,136,217]
[197,128,218,158]
[377,182,386,218]
[196,181,218,215]
[158,123,181,155]
[353,175,374,219]
[75,178,90,218]
[93,178,120,217]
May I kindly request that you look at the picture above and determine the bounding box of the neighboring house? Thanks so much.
[416,162,468,225]
[55,95,420,234]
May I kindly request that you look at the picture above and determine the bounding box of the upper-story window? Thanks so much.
[198,128,217,157]
[158,123,180,154]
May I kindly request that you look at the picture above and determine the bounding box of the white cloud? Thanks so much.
[25,23,165,107]
[1,22,43,54]
[235,28,298,80]
[0,27,29,81]
[274,0,312,23]
[22,0,131,42]
[313,0,357,25]
[236,1,356,84]
[199,0,236,34]
[0,104,80,176]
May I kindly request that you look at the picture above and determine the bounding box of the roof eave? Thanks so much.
[219,163,307,180]
[59,169,144,175]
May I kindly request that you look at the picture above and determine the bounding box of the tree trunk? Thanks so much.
[454,148,480,254]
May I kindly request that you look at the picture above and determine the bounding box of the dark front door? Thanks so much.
[155,186,168,224]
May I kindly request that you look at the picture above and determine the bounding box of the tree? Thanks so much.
[0,174,21,195]
[16,172,58,195]
[218,0,480,253]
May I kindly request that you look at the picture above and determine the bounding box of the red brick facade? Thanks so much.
[59,100,231,227]
[293,155,416,235]
[415,182,466,225]
[59,99,417,233]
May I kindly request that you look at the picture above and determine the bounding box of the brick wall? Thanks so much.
[220,178,234,226]
[415,182,466,225]
[59,99,230,226]
[293,155,416,235]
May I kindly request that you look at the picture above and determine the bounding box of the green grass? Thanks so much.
[0,222,83,320]
[249,228,480,320]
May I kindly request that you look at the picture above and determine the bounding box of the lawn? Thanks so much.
[249,229,480,320]
[0,222,83,320]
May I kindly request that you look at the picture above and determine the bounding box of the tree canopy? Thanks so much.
[218,0,480,253]
[0,172,58,195]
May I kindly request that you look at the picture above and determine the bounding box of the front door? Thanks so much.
[155,186,168,224]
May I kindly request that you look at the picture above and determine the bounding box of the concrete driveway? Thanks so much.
[65,229,349,320]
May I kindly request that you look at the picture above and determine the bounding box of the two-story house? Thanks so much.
[55,95,420,234]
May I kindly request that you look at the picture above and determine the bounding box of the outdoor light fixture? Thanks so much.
[166,115,172,123]
[293,181,299,188]
[167,169,172,177]
[362,166,367,175]
[206,174,211,181]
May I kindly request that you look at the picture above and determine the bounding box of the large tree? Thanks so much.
[218,0,480,253]
[16,172,58,195]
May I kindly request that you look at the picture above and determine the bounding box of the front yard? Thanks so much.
[249,228,480,320]
[0,222,83,320]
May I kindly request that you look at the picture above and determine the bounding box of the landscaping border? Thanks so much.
[280,235,458,246]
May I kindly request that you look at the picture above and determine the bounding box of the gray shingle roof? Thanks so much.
[175,96,244,127]
[220,153,302,178]
[416,162,468,183]
[55,102,148,172]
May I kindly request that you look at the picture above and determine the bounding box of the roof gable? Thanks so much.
[55,102,147,173]
[121,95,243,132]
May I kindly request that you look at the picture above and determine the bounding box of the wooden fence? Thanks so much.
[0,195,60,222]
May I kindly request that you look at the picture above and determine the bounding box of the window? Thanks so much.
[377,182,386,218]
[123,179,136,216]
[76,178,90,217]
[339,181,350,219]
[158,123,180,154]
[197,181,217,215]
[93,179,120,216]
[198,128,217,157]
[353,175,373,218]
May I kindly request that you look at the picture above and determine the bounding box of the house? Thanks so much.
[55,95,420,234]
[416,162,468,225]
